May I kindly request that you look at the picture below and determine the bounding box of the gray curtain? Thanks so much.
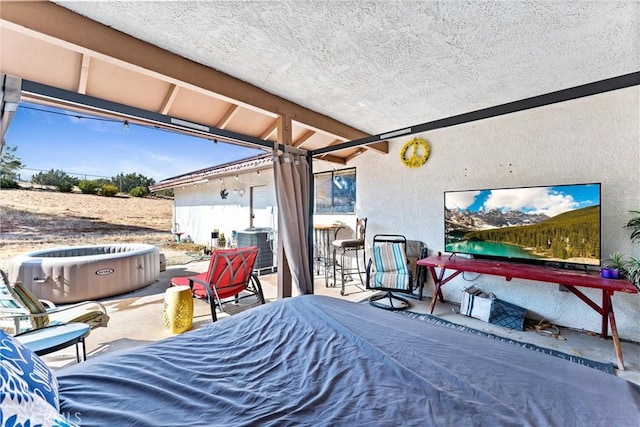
[1,74,22,152]
[273,150,313,294]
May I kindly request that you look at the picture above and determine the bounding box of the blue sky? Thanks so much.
[4,102,264,182]
[445,184,601,217]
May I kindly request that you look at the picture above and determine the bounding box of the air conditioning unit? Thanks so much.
[237,228,276,275]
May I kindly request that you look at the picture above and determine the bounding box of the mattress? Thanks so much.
[57,295,640,426]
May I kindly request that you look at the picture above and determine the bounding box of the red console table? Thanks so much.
[417,255,638,370]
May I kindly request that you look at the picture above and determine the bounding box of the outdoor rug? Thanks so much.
[398,310,615,374]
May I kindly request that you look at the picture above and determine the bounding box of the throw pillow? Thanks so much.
[0,388,77,427]
[11,281,50,329]
[372,243,409,273]
[0,328,59,410]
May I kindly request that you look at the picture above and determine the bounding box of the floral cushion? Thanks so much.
[0,329,59,410]
[0,388,77,427]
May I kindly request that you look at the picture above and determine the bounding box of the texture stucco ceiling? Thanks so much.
[51,1,640,136]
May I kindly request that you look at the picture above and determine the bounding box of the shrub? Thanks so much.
[129,186,148,197]
[58,181,74,193]
[78,180,98,194]
[32,169,78,188]
[0,178,19,189]
[111,172,155,194]
[100,184,119,197]
[0,145,24,182]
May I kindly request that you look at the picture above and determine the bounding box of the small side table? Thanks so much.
[15,323,91,363]
[164,285,194,334]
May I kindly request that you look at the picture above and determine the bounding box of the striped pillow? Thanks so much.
[372,243,409,273]
[371,271,411,290]
[370,243,411,290]
[11,282,50,329]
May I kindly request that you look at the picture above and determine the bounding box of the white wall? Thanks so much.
[172,171,277,248]
[342,87,639,341]
[173,88,639,341]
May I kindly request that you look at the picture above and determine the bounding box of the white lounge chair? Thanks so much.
[0,269,109,335]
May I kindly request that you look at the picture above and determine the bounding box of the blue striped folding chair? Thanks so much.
[365,235,413,310]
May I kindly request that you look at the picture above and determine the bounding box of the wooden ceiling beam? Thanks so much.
[292,129,315,148]
[364,140,389,154]
[276,115,292,147]
[345,148,364,163]
[318,154,347,165]
[320,139,388,155]
[77,54,91,94]
[215,104,239,129]
[0,2,372,143]
[259,119,278,140]
[159,84,180,115]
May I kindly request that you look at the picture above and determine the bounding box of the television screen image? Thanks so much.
[444,183,601,267]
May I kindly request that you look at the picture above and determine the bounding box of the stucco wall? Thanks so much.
[173,171,277,248]
[344,87,640,341]
[173,88,639,341]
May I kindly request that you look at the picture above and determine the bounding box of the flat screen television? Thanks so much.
[444,183,601,268]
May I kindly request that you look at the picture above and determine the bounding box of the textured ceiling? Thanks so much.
[53,1,639,136]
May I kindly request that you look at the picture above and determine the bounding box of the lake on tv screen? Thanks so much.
[445,241,542,260]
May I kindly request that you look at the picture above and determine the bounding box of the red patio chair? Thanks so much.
[171,246,265,322]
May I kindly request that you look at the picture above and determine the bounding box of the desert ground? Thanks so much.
[0,188,201,272]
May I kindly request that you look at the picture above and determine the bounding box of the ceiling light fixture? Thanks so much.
[123,120,130,132]
[380,128,411,139]
[170,117,209,132]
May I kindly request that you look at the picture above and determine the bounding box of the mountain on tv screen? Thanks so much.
[444,183,601,267]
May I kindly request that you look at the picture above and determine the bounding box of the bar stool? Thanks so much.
[163,285,193,334]
[332,218,367,295]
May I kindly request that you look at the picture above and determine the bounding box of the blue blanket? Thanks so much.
[57,295,640,426]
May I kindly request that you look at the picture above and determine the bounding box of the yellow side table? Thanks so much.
[163,285,193,334]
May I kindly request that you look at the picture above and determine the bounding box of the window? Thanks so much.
[314,168,356,214]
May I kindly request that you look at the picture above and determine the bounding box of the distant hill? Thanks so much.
[462,205,600,261]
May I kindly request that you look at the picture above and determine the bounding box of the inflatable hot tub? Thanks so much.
[8,244,160,304]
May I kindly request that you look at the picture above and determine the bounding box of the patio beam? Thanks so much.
[21,79,275,150]
[0,1,372,145]
[77,55,91,95]
[160,84,180,116]
[276,114,294,298]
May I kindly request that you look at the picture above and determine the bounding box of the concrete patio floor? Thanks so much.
[39,259,640,386]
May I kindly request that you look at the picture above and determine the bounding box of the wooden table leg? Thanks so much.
[609,310,625,371]
[427,267,461,313]
[428,286,439,313]
[601,290,610,339]
[603,291,625,370]
[428,267,440,313]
